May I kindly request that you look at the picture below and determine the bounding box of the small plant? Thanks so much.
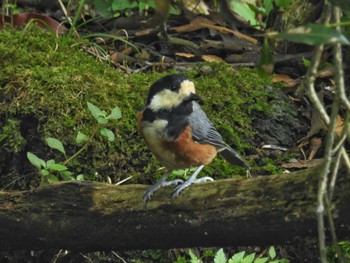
[27,102,121,185]
[183,247,288,263]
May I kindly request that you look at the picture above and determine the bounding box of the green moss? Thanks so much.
[0,26,272,188]
[0,119,25,153]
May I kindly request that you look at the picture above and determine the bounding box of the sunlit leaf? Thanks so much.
[40,169,49,176]
[254,257,269,263]
[189,249,202,263]
[241,253,255,263]
[214,248,227,263]
[100,128,115,141]
[76,174,85,181]
[76,131,89,144]
[268,246,277,259]
[231,1,258,27]
[87,102,106,122]
[47,163,68,171]
[60,170,74,181]
[27,152,46,170]
[47,174,59,183]
[229,251,245,263]
[106,106,122,120]
[46,137,66,155]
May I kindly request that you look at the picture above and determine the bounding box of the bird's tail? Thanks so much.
[219,147,250,169]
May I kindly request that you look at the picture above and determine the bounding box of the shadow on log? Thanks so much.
[0,166,349,251]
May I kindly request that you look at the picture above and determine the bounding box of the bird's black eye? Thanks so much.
[170,84,178,91]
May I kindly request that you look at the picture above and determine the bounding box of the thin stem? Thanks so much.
[63,126,99,166]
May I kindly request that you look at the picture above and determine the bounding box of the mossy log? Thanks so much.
[0,166,349,251]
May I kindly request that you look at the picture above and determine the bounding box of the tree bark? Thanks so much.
[0,166,349,251]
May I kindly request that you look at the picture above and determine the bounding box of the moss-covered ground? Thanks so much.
[0,25,274,190]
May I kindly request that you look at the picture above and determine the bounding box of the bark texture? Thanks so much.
[0,166,349,251]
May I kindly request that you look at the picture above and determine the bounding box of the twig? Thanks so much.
[301,3,333,262]
[315,5,348,263]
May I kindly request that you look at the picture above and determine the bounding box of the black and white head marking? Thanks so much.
[146,74,196,112]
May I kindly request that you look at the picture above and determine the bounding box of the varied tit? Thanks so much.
[138,74,250,204]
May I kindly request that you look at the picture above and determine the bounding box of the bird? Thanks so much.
[138,74,250,204]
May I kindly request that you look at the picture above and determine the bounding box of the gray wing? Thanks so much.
[188,102,226,149]
[189,102,250,169]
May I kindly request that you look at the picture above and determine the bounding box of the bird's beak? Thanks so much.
[188,93,201,102]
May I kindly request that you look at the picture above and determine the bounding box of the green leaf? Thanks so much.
[254,257,269,263]
[40,169,50,176]
[189,250,202,263]
[60,170,74,181]
[27,152,46,170]
[172,169,186,176]
[268,246,276,259]
[76,131,89,144]
[87,102,107,122]
[76,174,85,181]
[241,253,256,263]
[214,248,227,263]
[97,116,108,124]
[100,128,115,141]
[229,251,245,263]
[231,1,259,27]
[275,23,350,45]
[302,57,310,67]
[47,174,59,183]
[47,163,68,172]
[46,137,66,155]
[106,106,122,120]
[275,0,291,9]
[46,159,55,166]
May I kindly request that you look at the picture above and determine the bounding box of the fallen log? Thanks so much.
[0,166,349,251]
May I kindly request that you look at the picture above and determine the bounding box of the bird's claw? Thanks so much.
[172,176,214,199]
[143,178,184,206]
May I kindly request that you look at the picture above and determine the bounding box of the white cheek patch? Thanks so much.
[180,80,196,95]
[149,90,181,111]
[148,80,196,112]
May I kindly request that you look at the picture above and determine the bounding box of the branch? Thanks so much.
[0,166,349,251]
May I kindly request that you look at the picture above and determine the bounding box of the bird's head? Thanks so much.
[146,74,201,112]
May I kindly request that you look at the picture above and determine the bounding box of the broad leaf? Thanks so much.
[40,169,50,176]
[97,116,108,124]
[27,152,46,170]
[47,174,59,183]
[268,246,276,259]
[100,128,115,141]
[276,23,350,45]
[76,131,89,144]
[87,102,106,122]
[214,248,227,263]
[229,251,245,263]
[47,163,68,172]
[241,253,256,263]
[189,249,202,263]
[76,174,85,181]
[107,106,122,120]
[60,170,74,181]
[46,137,66,155]
[254,257,269,263]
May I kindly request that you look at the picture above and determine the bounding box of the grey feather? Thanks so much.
[189,102,249,169]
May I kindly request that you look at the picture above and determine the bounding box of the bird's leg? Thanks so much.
[143,171,183,205]
[172,165,213,199]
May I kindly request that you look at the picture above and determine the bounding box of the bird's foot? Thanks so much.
[172,176,214,199]
[143,178,183,205]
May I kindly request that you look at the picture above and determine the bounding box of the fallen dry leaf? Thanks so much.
[201,54,223,62]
